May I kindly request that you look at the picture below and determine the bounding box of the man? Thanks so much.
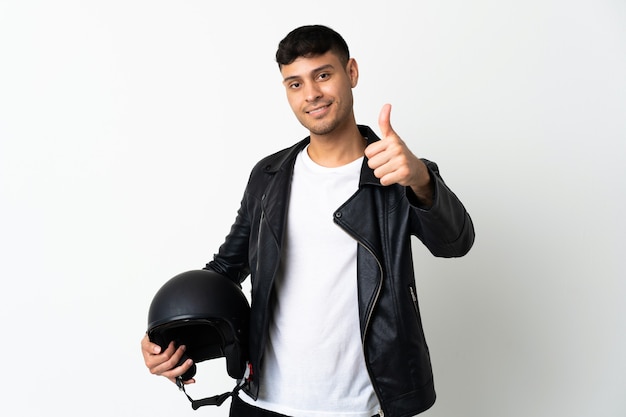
[142,25,475,417]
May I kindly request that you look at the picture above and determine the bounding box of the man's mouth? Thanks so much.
[306,103,331,117]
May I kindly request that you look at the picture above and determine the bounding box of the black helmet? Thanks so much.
[147,269,251,409]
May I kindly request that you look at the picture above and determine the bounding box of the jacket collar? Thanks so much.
[358,125,383,187]
[263,125,383,188]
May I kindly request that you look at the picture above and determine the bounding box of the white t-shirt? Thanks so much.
[240,146,380,416]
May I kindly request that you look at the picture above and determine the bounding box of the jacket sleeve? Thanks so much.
[408,159,475,258]
[205,192,252,285]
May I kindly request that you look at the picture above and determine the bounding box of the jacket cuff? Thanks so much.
[405,159,439,211]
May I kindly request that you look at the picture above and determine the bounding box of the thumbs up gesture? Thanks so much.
[364,104,434,206]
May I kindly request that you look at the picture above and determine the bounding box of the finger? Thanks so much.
[148,343,186,375]
[378,103,393,138]
[366,147,390,170]
[141,334,161,356]
[161,356,195,382]
[364,140,382,160]
[143,341,176,370]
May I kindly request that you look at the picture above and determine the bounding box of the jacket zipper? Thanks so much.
[256,209,266,266]
[409,285,419,317]
[254,208,268,398]
[362,242,383,340]
[359,241,386,417]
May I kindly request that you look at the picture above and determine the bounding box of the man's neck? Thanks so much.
[307,123,365,167]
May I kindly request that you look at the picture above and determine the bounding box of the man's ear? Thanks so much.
[346,58,359,88]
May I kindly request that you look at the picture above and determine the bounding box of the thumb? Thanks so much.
[378,103,394,138]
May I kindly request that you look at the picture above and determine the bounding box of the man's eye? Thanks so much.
[318,73,329,80]
[289,82,301,89]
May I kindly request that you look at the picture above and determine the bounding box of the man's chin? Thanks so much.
[303,120,338,136]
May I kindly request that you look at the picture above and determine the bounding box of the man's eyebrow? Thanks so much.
[282,64,335,83]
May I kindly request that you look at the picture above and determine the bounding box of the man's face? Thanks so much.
[280,51,358,136]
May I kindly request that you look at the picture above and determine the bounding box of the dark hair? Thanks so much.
[276,25,350,68]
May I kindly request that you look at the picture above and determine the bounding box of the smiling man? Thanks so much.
[282,52,357,137]
[141,25,475,417]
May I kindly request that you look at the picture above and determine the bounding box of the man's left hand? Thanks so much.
[365,104,433,206]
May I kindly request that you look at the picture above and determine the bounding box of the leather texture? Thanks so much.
[206,125,475,417]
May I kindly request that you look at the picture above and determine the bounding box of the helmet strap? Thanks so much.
[175,362,252,410]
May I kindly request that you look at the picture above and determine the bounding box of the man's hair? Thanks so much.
[276,25,350,68]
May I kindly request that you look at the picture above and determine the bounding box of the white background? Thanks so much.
[1,1,624,416]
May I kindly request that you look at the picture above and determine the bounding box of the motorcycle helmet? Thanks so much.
[147,269,251,409]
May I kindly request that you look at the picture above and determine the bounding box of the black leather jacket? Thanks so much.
[207,125,475,417]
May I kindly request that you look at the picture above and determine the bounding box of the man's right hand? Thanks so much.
[140,334,196,385]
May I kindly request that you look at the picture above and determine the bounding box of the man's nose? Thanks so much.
[304,83,322,102]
